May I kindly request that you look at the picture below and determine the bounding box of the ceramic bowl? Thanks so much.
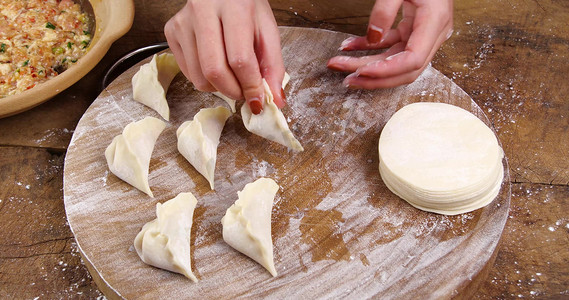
[0,0,134,118]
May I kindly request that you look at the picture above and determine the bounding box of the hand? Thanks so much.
[164,0,286,114]
[327,0,453,89]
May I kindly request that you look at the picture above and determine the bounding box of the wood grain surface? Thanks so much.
[2,0,568,298]
[64,27,510,299]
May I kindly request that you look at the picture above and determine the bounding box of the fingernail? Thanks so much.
[366,24,383,44]
[343,73,359,89]
[339,37,356,51]
[280,88,287,105]
[345,83,362,89]
[328,57,351,72]
[346,72,359,79]
[446,28,454,40]
[249,97,263,115]
[343,81,362,89]
[327,64,345,72]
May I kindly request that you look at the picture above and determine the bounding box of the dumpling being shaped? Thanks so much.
[134,192,198,282]
[177,106,232,190]
[212,91,236,113]
[221,177,278,277]
[105,116,166,197]
[241,73,304,152]
[212,72,291,114]
[132,53,180,121]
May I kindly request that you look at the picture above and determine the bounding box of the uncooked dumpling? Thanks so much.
[177,106,232,190]
[221,177,278,277]
[134,192,198,282]
[241,73,303,152]
[105,116,166,197]
[211,73,291,114]
[132,53,180,121]
[378,102,504,215]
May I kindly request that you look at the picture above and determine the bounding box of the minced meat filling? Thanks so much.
[0,0,91,97]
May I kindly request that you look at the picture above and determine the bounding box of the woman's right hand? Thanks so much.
[164,0,286,114]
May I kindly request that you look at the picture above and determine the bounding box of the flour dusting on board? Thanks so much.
[251,158,275,178]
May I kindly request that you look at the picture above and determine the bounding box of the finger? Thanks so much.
[164,13,214,91]
[349,26,449,88]
[397,2,450,69]
[366,0,404,44]
[328,42,405,73]
[343,68,424,89]
[444,0,454,41]
[396,1,416,42]
[221,0,264,114]
[255,0,286,108]
[165,33,189,79]
[191,1,242,100]
[357,3,451,79]
[354,43,435,80]
[338,29,400,51]
[354,47,427,79]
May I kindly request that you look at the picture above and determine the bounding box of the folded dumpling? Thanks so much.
[132,53,180,121]
[134,192,198,282]
[221,177,278,277]
[212,91,236,113]
[241,73,303,152]
[177,106,232,190]
[105,116,166,197]
[212,73,290,114]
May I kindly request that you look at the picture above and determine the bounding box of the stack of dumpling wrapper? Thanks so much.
[378,102,504,215]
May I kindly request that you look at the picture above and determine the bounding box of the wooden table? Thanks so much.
[1,0,567,298]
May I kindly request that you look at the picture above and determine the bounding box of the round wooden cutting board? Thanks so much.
[63,27,510,299]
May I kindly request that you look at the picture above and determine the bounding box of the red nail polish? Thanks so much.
[249,99,263,115]
[366,25,383,44]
